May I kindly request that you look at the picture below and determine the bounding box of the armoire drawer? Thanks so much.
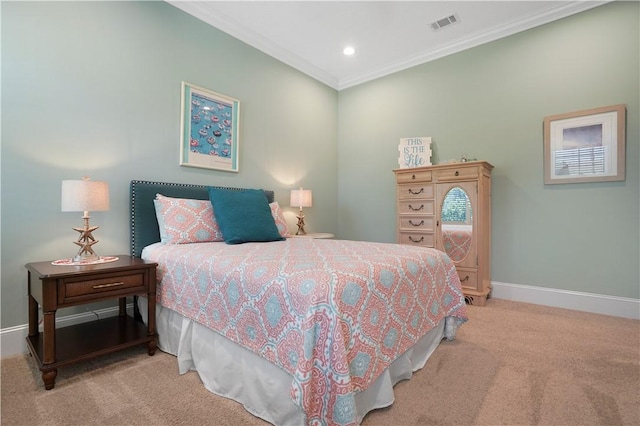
[396,170,432,184]
[398,232,434,247]
[434,167,479,181]
[397,183,434,200]
[398,215,435,232]
[398,199,434,215]
[456,269,478,291]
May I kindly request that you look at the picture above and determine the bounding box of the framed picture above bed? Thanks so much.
[543,104,626,184]
[179,81,240,173]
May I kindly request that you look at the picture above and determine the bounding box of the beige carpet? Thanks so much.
[2,299,639,425]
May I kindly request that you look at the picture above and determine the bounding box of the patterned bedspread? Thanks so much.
[142,238,467,426]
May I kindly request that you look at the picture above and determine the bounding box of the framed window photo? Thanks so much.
[180,82,240,172]
[543,104,625,184]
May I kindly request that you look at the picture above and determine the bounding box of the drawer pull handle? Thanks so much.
[408,204,424,211]
[455,171,459,176]
[460,275,469,282]
[411,174,416,180]
[409,220,424,227]
[408,236,424,243]
[92,282,125,289]
[408,188,424,195]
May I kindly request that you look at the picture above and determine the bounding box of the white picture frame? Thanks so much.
[543,104,625,184]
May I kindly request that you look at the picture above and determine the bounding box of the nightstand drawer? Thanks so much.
[59,272,147,304]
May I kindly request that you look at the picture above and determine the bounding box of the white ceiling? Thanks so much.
[167,1,609,90]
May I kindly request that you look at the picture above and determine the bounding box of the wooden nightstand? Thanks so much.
[290,233,335,239]
[25,255,157,390]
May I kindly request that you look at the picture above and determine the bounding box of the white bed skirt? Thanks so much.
[138,297,447,425]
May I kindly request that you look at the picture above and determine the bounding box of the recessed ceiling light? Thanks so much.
[343,46,355,56]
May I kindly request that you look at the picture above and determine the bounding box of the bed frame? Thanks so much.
[129,180,274,257]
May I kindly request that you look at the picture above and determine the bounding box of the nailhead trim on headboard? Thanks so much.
[130,180,275,257]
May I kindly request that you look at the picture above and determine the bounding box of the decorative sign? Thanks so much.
[398,137,432,168]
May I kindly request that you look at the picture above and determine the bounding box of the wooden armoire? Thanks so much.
[393,161,493,305]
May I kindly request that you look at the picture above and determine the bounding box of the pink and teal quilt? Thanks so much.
[143,238,467,425]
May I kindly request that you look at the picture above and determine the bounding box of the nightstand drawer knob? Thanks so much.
[92,282,125,289]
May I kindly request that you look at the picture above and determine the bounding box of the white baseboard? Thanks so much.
[491,281,640,320]
[1,304,134,359]
[2,284,638,359]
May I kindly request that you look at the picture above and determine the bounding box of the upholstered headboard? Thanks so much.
[129,180,275,257]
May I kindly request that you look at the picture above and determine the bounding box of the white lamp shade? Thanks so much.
[290,188,312,208]
[61,179,110,212]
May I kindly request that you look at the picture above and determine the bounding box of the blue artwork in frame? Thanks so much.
[180,81,240,172]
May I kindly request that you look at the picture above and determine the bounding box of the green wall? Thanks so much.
[1,1,338,328]
[338,2,639,299]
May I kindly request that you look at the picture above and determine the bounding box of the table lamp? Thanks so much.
[61,177,110,261]
[290,187,312,235]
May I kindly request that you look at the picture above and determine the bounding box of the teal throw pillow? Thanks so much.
[208,187,285,244]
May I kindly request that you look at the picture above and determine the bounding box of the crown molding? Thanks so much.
[338,1,611,90]
[167,1,339,89]
[167,1,612,91]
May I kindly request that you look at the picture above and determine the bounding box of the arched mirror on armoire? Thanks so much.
[440,185,474,263]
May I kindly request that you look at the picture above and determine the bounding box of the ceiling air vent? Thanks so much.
[430,14,460,31]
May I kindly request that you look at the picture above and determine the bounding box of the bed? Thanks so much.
[130,179,467,426]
